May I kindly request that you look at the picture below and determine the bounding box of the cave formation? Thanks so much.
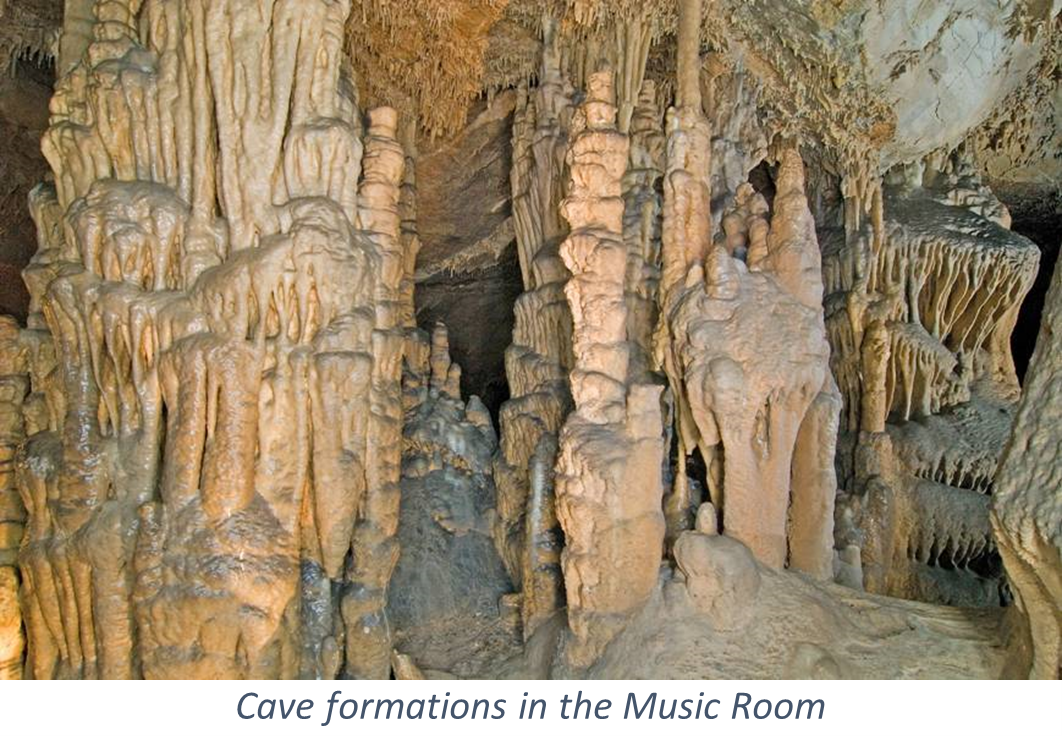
[0,0,1060,681]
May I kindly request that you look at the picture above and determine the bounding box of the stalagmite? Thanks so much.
[789,379,843,580]
[648,0,840,572]
[555,69,665,668]
[521,433,563,639]
[344,105,407,680]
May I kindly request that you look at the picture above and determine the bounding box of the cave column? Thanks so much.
[555,69,665,668]
[344,107,406,679]
[658,0,713,539]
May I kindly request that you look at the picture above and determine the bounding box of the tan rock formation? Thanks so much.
[653,0,840,574]
[661,147,840,571]
[554,69,665,668]
[622,81,665,384]
[492,20,575,639]
[825,153,1041,607]
[992,253,1062,679]
[0,316,28,678]
[13,0,412,680]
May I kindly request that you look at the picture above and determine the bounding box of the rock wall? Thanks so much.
[992,253,1062,679]
[826,153,1040,607]
[0,27,55,321]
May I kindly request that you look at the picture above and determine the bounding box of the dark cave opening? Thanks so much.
[11,51,56,89]
[413,239,524,424]
[748,159,777,205]
[1002,186,1061,383]
[0,52,55,324]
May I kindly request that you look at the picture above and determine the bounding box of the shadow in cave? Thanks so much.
[1003,186,1061,382]
[0,52,55,323]
[414,239,524,425]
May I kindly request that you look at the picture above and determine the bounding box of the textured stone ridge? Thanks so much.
[992,253,1062,679]
[13,0,411,680]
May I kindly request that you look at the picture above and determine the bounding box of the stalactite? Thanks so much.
[612,10,653,134]
[398,118,421,330]
[492,18,574,630]
[13,0,413,680]
[825,150,1040,607]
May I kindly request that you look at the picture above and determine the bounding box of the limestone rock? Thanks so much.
[674,530,761,631]
[389,325,517,677]
[824,154,1041,607]
[554,69,665,668]
[992,254,1062,679]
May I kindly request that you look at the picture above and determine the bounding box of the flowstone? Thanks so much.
[12,0,411,680]
[825,153,1041,607]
